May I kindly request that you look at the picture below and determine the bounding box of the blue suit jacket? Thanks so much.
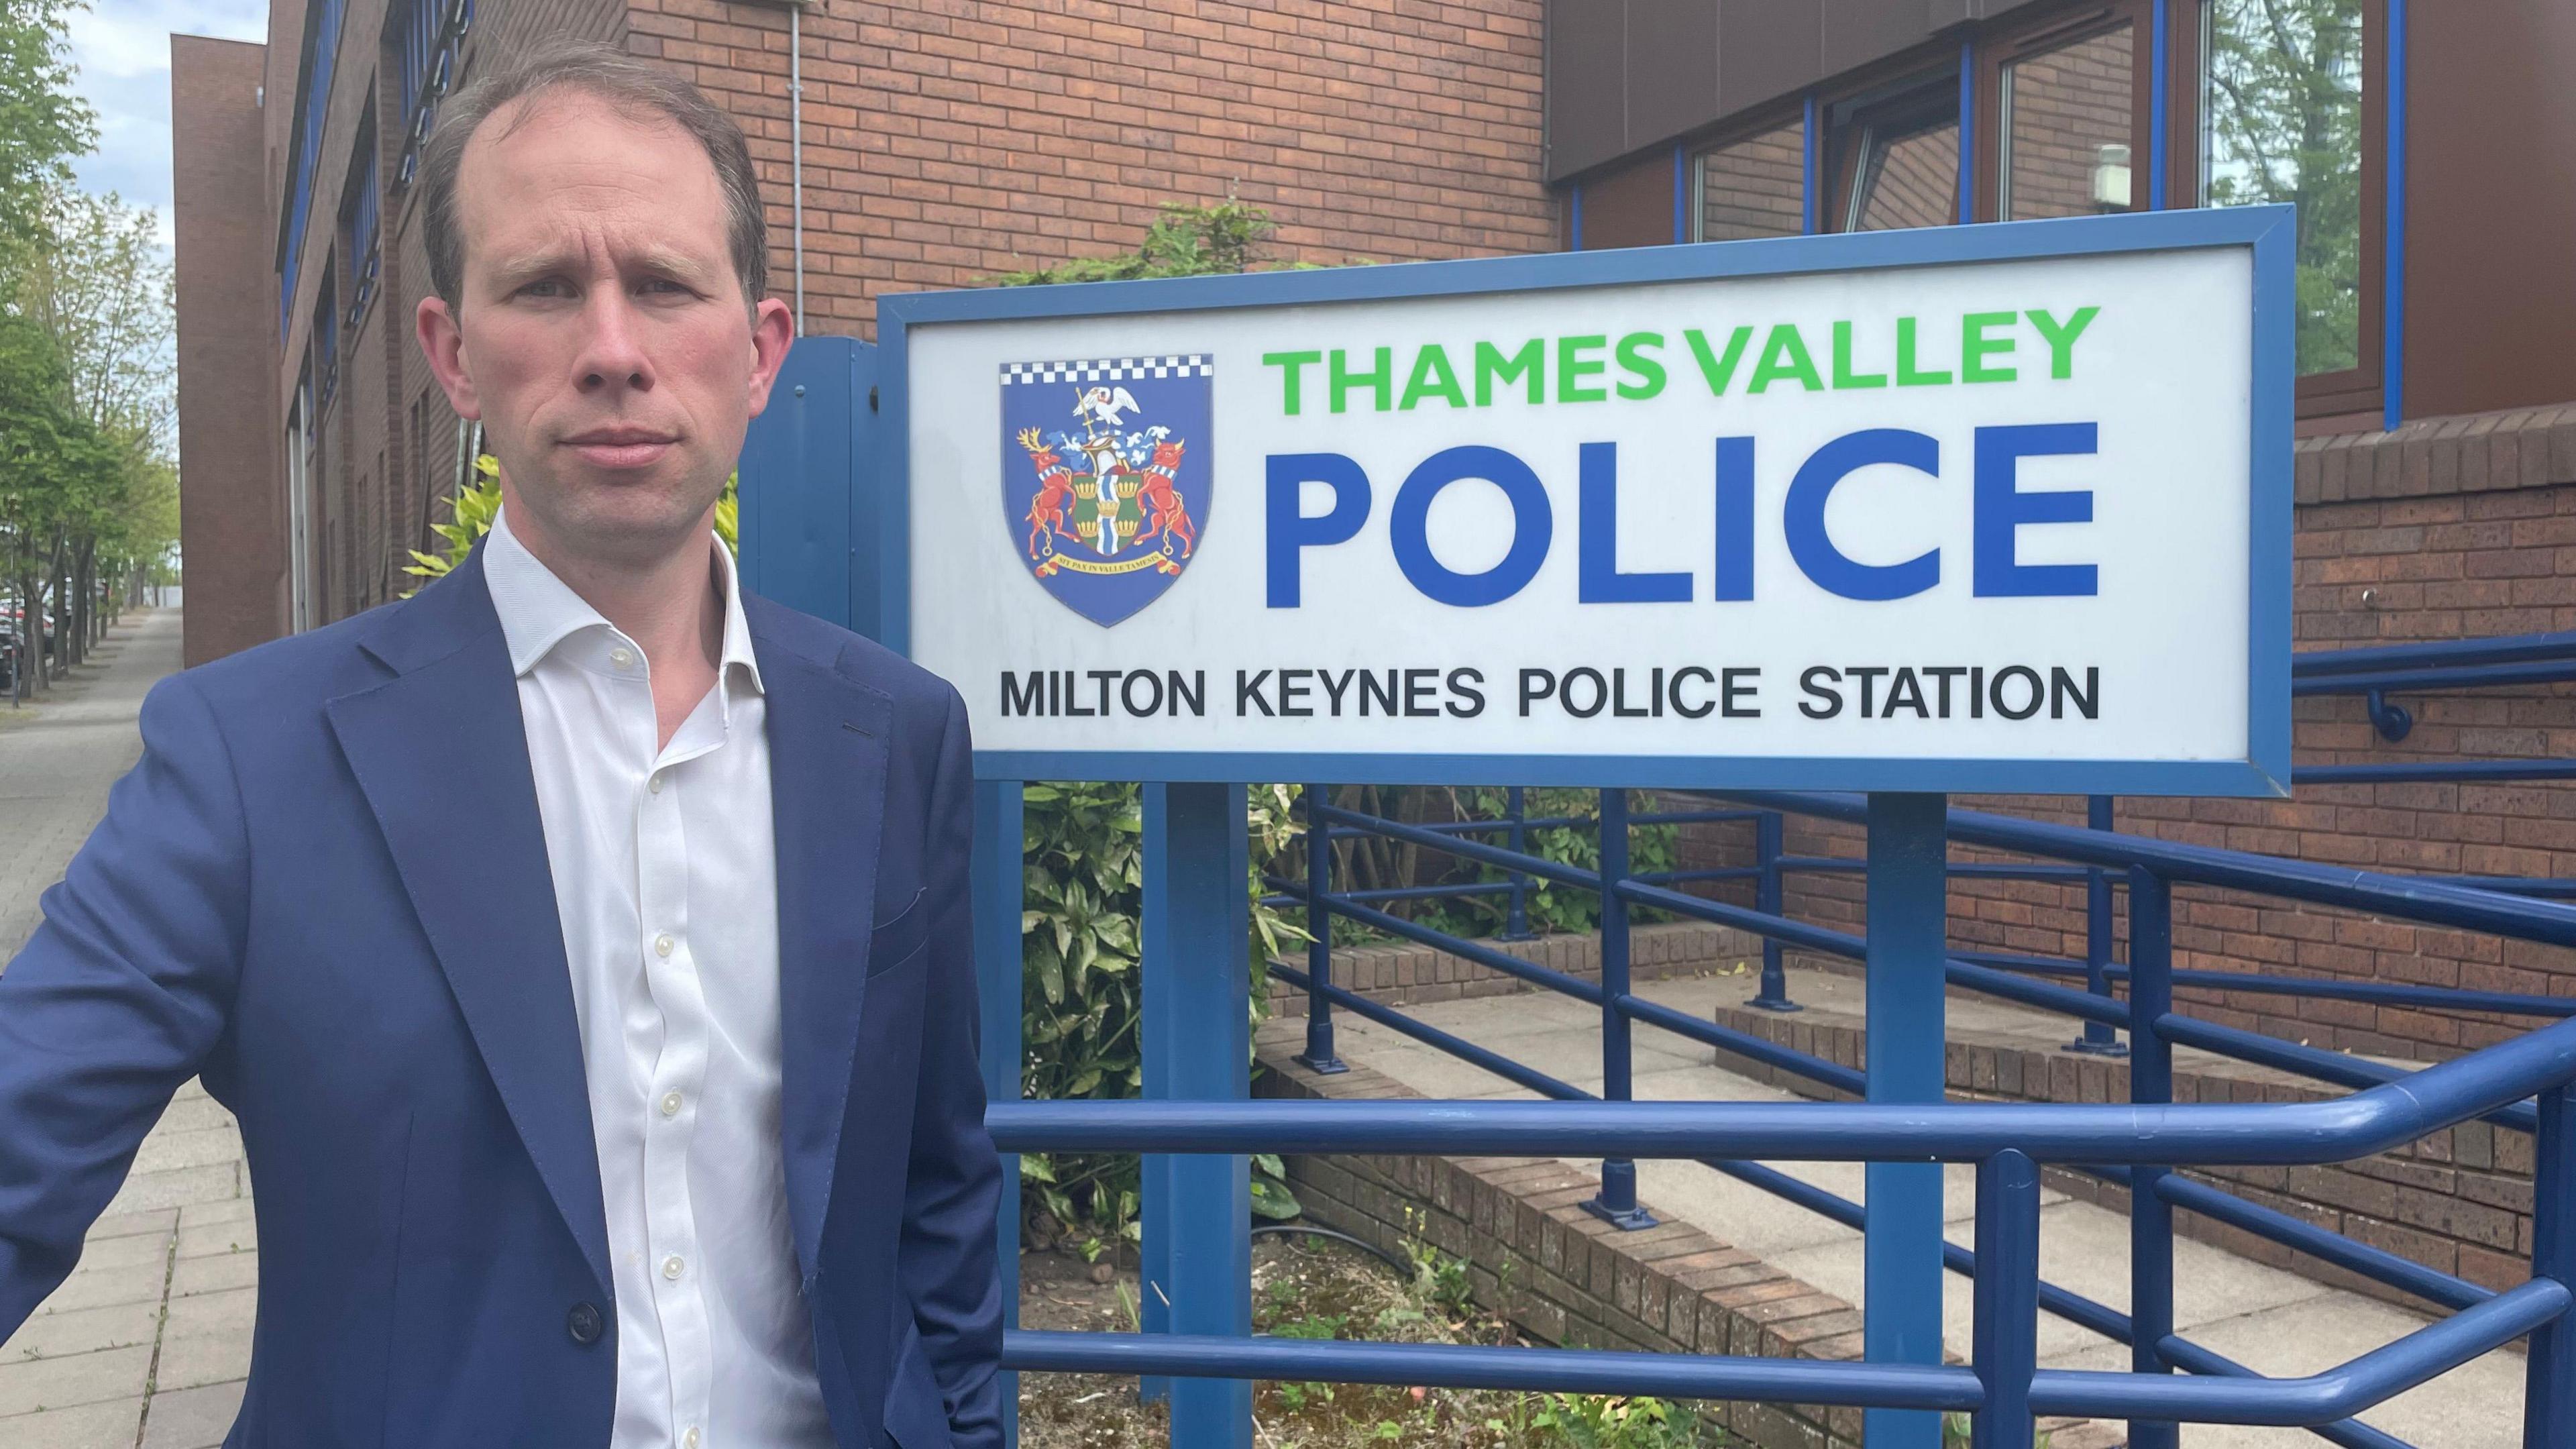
[0,553,1004,1448]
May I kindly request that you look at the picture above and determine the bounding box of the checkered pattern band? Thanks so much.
[1001,355,1213,385]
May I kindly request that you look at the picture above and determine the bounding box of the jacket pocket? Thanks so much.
[881,1321,956,1449]
[867,887,931,977]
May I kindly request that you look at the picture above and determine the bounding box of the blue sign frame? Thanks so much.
[876,205,2295,798]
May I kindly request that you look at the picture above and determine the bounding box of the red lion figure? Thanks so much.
[1018,427,1077,559]
[1134,434,1197,557]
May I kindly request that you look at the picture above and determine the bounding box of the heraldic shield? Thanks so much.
[1001,355,1213,627]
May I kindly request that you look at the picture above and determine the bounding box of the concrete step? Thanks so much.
[1307,974,2528,1448]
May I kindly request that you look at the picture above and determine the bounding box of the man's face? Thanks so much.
[417,91,792,567]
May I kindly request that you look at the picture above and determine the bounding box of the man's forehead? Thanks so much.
[464,89,712,187]
[453,92,729,261]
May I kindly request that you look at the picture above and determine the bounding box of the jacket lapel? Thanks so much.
[751,597,894,1281]
[324,553,612,1296]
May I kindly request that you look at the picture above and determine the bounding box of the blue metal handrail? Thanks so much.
[1002,1278,2568,1428]
[1152,633,2576,1444]
[992,1008,2576,1161]
[1238,777,2576,1445]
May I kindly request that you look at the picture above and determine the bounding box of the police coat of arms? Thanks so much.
[1001,355,1212,627]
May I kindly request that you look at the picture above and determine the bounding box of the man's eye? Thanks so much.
[520,278,571,299]
[640,278,690,297]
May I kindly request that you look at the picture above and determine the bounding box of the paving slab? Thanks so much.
[0,612,251,1448]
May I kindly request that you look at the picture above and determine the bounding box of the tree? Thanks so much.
[0,0,91,246]
[4,185,177,672]
[2202,0,2365,374]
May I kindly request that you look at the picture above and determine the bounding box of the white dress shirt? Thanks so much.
[484,508,833,1449]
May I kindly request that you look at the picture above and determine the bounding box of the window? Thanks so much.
[2000,18,2140,219]
[392,0,472,188]
[1694,116,1806,243]
[342,131,380,330]
[1842,86,1960,231]
[313,258,339,406]
[278,0,346,340]
[1820,77,1963,234]
[1662,0,2387,416]
[2194,0,2371,381]
[288,371,313,634]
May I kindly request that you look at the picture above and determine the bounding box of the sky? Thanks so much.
[68,0,270,251]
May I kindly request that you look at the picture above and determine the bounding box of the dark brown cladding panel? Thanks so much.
[1547,0,2040,181]
[2401,0,2576,420]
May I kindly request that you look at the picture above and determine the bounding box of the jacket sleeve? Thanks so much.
[0,673,248,1336]
[901,684,1007,1446]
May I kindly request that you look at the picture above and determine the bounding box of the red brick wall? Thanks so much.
[1674,417,2576,1066]
[627,0,1556,340]
[215,0,1557,636]
[172,36,288,665]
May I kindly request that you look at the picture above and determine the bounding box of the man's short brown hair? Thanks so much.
[417,40,767,309]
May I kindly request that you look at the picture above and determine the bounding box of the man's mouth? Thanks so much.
[561,428,679,470]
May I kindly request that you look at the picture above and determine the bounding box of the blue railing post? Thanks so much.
[2068,794,2128,1056]
[1584,788,1656,1230]
[1295,784,1347,1075]
[1139,783,1254,1446]
[2528,1079,2576,1448]
[1748,808,1800,1011]
[1972,1148,2041,1449]
[1500,784,1536,941]
[1865,792,1948,1449]
[2128,866,2179,1449]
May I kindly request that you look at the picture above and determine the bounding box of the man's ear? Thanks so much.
[743,297,796,419]
[417,295,483,421]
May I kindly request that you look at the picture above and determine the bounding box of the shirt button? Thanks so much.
[660,1091,684,1118]
[649,771,666,794]
[683,1430,701,1449]
[654,933,676,958]
[610,647,635,668]
[662,1254,686,1281]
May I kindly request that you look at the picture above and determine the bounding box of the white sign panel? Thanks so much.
[884,211,2291,794]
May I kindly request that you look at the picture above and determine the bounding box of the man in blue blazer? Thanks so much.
[0,42,1001,1448]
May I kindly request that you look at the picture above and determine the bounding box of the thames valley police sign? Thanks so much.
[884,210,2292,794]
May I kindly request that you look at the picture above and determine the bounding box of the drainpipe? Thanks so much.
[790,1,806,335]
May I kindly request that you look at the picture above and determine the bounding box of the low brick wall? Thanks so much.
[1253,1024,1866,1449]
[1705,989,2537,1307]
[1260,918,1760,1018]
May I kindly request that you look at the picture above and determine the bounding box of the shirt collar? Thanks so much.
[482,504,763,696]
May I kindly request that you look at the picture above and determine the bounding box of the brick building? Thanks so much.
[172,1,2576,1051]
[168,0,1548,663]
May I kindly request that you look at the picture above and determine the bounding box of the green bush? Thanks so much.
[1324,786,1679,943]
[1015,781,1311,1239]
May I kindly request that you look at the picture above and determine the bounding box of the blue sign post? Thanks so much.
[1866,793,1951,1449]
[1140,783,1254,1438]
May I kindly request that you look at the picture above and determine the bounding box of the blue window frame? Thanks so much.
[278,0,346,341]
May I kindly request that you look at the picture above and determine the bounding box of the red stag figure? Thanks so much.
[1134,430,1197,557]
[1019,427,1078,558]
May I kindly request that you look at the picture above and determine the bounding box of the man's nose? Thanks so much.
[572,292,655,395]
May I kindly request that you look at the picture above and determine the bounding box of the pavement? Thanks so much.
[0,608,256,1449]
[1318,970,2527,1448]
